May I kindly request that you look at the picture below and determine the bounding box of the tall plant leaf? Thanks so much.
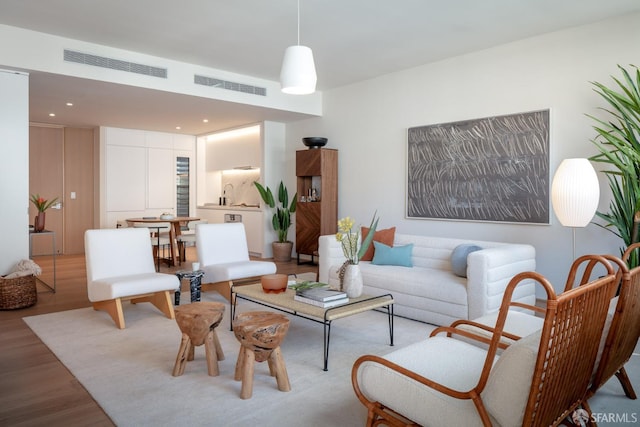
[589,64,640,267]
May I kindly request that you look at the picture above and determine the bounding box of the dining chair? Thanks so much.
[196,223,276,301]
[176,219,208,263]
[84,228,179,329]
[130,222,171,270]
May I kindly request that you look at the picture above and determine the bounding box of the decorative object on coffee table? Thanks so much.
[341,264,363,298]
[261,274,288,293]
[233,311,291,399]
[173,302,226,377]
[335,213,379,297]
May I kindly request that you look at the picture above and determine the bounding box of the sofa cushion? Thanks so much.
[451,244,482,277]
[372,242,413,267]
[360,226,396,261]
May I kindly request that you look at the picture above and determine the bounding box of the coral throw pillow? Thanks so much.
[360,226,396,261]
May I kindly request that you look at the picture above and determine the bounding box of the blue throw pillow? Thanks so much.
[451,244,482,277]
[371,241,413,267]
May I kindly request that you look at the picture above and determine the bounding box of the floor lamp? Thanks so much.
[551,158,600,261]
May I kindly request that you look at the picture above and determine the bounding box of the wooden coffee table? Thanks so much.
[231,283,394,371]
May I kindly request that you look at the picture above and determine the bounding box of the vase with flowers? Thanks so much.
[30,194,59,232]
[335,212,379,297]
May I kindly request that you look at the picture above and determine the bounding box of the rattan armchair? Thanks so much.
[352,255,617,426]
[451,249,640,401]
[588,242,640,400]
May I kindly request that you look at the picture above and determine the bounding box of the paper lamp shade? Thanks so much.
[280,45,317,95]
[551,158,600,227]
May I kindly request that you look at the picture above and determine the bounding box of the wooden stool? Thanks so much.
[172,302,225,377]
[232,311,291,399]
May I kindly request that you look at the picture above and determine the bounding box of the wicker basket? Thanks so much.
[0,274,37,310]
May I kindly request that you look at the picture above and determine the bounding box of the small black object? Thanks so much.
[302,137,328,149]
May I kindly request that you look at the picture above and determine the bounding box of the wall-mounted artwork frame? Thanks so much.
[406,109,550,224]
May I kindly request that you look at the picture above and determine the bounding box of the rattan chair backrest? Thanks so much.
[522,255,617,426]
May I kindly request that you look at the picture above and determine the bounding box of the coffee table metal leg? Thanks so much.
[388,304,394,346]
[323,321,332,371]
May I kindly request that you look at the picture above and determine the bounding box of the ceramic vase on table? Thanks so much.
[34,212,46,232]
[342,263,363,298]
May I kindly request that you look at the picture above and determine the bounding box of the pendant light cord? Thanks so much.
[297,0,300,45]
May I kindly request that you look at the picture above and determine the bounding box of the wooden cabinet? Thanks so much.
[296,148,338,262]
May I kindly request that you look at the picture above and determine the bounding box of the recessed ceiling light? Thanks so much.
[203,119,209,123]
[66,102,73,106]
[49,113,56,117]
[175,126,181,130]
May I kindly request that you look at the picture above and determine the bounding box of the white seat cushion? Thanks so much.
[202,261,276,283]
[356,336,496,426]
[88,272,179,302]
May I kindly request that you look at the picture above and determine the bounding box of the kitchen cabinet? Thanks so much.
[106,144,146,211]
[147,148,174,209]
[101,127,195,227]
[296,148,338,262]
[205,133,260,171]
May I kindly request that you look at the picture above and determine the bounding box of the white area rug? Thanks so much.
[23,290,640,426]
[24,292,433,427]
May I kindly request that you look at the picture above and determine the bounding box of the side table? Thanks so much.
[174,270,205,305]
[28,229,56,293]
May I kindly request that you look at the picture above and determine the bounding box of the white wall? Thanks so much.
[287,13,640,292]
[0,70,29,274]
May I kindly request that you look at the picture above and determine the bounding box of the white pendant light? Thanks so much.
[551,158,600,227]
[280,0,317,94]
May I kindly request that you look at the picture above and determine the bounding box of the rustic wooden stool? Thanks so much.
[232,311,291,399]
[172,301,225,377]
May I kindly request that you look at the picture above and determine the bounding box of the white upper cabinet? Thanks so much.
[205,126,261,171]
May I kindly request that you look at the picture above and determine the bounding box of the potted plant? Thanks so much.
[588,64,640,267]
[254,180,297,262]
[30,194,59,232]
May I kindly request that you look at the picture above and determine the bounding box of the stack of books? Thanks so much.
[294,287,349,308]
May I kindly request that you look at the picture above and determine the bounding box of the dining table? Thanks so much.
[126,216,200,267]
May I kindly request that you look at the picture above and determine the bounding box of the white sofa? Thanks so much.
[318,233,536,326]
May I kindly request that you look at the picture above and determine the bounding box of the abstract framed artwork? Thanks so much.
[406,109,550,224]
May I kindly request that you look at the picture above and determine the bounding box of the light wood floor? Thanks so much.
[0,248,317,426]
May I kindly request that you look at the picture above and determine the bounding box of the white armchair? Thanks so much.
[196,223,276,301]
[84,228,179,329]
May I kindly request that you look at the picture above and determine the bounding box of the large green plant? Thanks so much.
[254,181,297,243]
[588,64,640,267]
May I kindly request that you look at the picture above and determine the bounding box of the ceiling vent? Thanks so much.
[194,74,266,96]
[63,49,168,78]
